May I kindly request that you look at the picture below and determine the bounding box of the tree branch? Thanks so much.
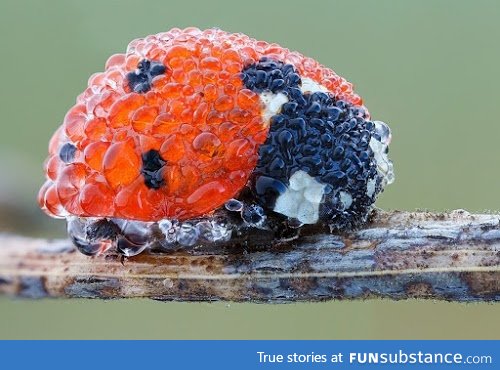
[0,210,499,302]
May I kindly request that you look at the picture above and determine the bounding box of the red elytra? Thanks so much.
[39,27,364,222]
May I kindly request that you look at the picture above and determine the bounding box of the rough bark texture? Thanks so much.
[0,210,499,302]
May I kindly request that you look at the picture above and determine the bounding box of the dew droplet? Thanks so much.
[163,278,174,288]
[224,199,243,212]
[117,237,148,257]
[176,223,199,247]
[120,220,152,245]
[196,220,232,243]
[241,204,267,228]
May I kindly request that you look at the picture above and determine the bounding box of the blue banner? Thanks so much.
[0,340,497,369]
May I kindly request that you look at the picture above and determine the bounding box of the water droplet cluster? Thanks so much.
[38,27,391,255]
[67,215,233,256]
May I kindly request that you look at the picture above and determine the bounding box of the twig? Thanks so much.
[0,210,499,302]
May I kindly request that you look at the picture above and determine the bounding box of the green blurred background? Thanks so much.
[0,0,499,339]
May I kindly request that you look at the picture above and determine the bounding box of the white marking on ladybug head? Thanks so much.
[369,120,394,187]
[273,170,326,224]
[366,177,377,198]
[300,77,329,94]
[339,191,353,210]
[260,92,288,126]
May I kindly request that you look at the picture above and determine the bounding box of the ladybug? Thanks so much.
[38,27,393,256]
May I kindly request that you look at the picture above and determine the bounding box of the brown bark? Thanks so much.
[0,210,498,302]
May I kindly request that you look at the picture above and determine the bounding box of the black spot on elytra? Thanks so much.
[59,143,76,163]
[127,59,166,93]
[141,149,166,189]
